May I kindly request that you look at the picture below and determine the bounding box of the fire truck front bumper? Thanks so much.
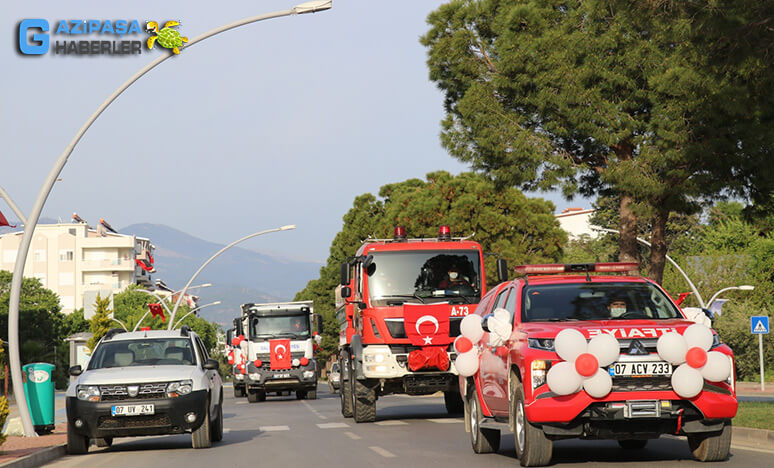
[361,345,459,379]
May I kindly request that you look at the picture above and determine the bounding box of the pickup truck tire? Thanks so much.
[353,378,376,423]
[688,421,731,462]
[444,390,464,414]
[94,437,112,448]
[234,385,245,398]
[67,423,89,454]
[467,386,500,453]
[340,358,353,417]
[247,389,266,403]
[192,404,212,449]
[618,439,648,450]
[511,378,552,466]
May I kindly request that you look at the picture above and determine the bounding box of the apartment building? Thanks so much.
[0,222,154,314]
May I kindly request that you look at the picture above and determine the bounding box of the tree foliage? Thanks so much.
[421,0,774,283]
[87,294,113,351]
[296,171,566,361]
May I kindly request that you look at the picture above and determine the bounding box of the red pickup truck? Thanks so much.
[454,262,736,466]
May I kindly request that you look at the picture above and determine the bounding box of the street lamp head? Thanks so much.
[739,285,755,291]
[213,301,222,305]
[280,224,297,231]
[292,0,332,14]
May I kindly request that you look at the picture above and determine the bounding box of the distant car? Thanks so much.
[328,362,341,393]
[65,327,224,454]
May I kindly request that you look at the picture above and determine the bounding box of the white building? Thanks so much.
[556,207,600,240]
[0,223,154,314]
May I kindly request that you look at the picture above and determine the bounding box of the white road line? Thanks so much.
[301,400,328,420]
[260,425,290,431]
[369,446,397,458]
[427,418,464,424]
[317,422,350,429]
[234,401,247,405]
[375,420,408,426]
[223,428,232,433]
[731,444,774,454]
[345,431,361,440]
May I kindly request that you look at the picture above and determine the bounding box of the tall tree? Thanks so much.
[296,171,566,359]
[87,294,113,351]
[421,0,773,283]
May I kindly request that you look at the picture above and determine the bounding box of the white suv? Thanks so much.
[66,327,224,453]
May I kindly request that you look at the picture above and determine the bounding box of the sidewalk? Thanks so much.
[737,381,774,397]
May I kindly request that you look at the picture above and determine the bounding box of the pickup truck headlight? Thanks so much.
[530,360,551,389]
[76,385,100,402]
[167,380,193,397]
[528,338,555,352]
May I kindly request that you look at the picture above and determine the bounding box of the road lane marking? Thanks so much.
[317,422,350,429]
[235,401,247,405]
[223,428,231,433]
[345,431,361,440]
[369,446,396,458]
[301,400,327,420]
[374,420,408,426]
[260,425,290,431]
[427,418,464,424]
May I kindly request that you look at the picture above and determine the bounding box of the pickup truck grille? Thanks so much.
[99,383,167,401]
[611,376,672,392]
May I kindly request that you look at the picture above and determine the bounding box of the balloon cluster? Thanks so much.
[487,308,512,347]
[545,329,619,398]
[656,323,731,398]
[453,314,485,377]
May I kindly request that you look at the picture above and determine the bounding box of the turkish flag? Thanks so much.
[0,210,16,228]
[404,303,451,347]
[270,339,292,370]
[148,303,165,322]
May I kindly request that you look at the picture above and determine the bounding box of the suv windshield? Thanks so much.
[522,282,681,322]
[88,338,196,369]
[366,250,482,305]
[250,314,310,339]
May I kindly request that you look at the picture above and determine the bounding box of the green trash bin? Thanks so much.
[22,363,56,433]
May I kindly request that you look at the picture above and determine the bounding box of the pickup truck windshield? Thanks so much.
[522,282,682,322]
[88,338,196,369]
[366,250,482,306]
[250,314,310,339]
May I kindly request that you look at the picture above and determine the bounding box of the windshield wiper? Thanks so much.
[378,294,425,304]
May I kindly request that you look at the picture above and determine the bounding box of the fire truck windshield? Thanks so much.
[250,314,310,339]
[366,250,481,305]
[522,282,682,322]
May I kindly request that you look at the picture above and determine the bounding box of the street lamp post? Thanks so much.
[172,301,222,329]
[134,283,212,331]
[707,285,755,310]
[0,185,27,225]
[7,1,331,436]
[168,225,296,329]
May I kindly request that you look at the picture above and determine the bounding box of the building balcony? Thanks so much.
[80,259,135,272]
[80,236,135,249]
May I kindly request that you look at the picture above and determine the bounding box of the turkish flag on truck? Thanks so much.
[270,339,292,370]
[404,303,451,347]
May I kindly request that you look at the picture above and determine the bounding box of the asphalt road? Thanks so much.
[45,385,773,468]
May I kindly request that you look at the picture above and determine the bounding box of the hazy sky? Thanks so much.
[2,0,590,263]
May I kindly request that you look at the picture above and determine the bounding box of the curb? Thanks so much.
[733,426,774,451]
[0,444,66,468]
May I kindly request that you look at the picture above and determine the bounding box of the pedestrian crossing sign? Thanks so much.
[751,316,769,334]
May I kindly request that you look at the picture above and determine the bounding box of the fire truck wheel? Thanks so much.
[247,389,266,403]
[467,386,500,453]
[511,377,552,466]
[234,386,245,398]
[340,359,353,417]
[296,390,308,399]
[688,421,731,462]
[353,379,377,423]
[192,404,212,449]
[618,439,648,450]
[307,389,317,399]
[444,391,464,414]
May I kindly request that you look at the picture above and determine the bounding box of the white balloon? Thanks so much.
[493,307,511,324]
[583,368,613,398]
[455,350,479,377]
[460,314,485,343]
[683,323,713,351]
[701,351,732,382]
[671,364,704,398]
[555,329,587,362]
[657,332,688,365]
[683,307,711,327]
[546,361,583,396]
[588,334,620,367]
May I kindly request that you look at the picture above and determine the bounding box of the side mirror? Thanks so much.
[340,262,351,286]
[497,258,509,282]
[481,314,492,333]
[69,365,83,376]
[316,314,324,334]
[204,358,219,370]
[341,286,352,298]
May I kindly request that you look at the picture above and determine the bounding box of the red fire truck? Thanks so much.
[335,225,507,422]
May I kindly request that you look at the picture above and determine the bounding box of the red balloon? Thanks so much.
[455,336,473,354]
[686,346,708,369]
[495,346,509,358]
[300,357,309,366]
[227,352,235,364]
[231,338,240,347]
[254,359,263,368]
[574,353,599,377]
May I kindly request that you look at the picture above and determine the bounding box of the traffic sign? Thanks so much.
[751,316,769,334]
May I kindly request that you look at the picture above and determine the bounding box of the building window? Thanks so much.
[59,250,74,262]
[59,272,74,286]
[34,250,46,262]
[68,228,76,236]
[2,250,17,264]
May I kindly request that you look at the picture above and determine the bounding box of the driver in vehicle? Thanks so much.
[438,267,469,289]
[608,297,628,318]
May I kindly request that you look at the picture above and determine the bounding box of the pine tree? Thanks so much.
[87,294,113,351]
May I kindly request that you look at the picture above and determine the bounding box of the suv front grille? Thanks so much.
[99,383,168,401]
[98,415,171,429]
[611,376,672,392]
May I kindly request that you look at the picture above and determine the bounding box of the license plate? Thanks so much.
[111,404,155,416]
[273,373,290,379]
[609,361,672,377]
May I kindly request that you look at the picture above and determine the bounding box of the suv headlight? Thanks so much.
[710,333,721,349]
[528,338,555,352]
[167,380,193,397]
[77,385,101,402]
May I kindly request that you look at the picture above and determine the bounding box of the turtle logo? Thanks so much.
[145,21,187,54]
